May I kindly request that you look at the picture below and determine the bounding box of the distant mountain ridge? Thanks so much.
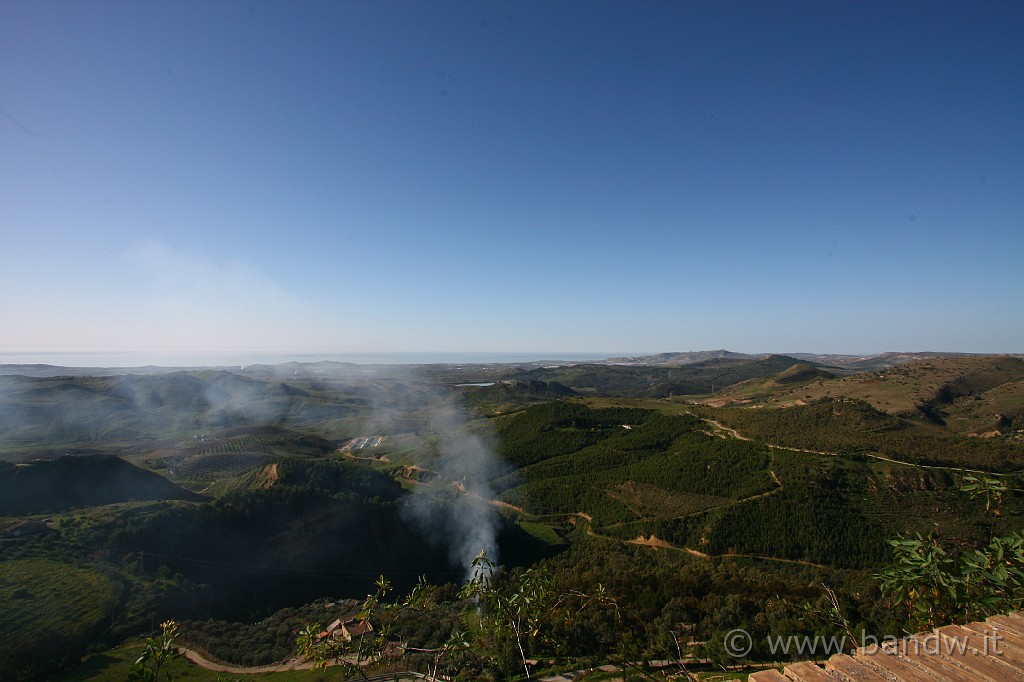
[786,351,991,371]
[599,350,1021,371]
[2,352,1022,384]
[600,350,757,365]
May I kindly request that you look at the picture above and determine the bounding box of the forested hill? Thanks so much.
[489,399,1024,571]
[0,454,202,515]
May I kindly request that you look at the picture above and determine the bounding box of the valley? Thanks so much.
[1,353,1022,680]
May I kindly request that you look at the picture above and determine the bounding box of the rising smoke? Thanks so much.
[383,371,509,578]
[0,357,509,578]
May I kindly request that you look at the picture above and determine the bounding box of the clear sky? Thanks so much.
[2,1,1022,359]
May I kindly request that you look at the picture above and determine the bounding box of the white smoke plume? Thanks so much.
[394,376,507,577]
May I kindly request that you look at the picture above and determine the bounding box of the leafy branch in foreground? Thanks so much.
[460,551,622,680]
[877,474,1024,630]
[296,573,473,679]
[459,552,556,679]
[129,620,181,682]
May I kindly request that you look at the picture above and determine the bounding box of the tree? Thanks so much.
[460,553,559,679]
[460,551,621,680]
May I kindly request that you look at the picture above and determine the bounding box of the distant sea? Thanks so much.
[0,351,623,368]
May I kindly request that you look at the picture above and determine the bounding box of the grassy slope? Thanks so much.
[0,558,120,646]
[704,362,836,404]
[626,448,1022,567]
[943,377,1024,434]
[760,355,1024,418]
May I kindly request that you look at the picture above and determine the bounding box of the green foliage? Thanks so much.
[295,575,397,673]
[960,473,1008,513]
[463,379,577,413]
[294,552,626,680]
[96,485,463,621]
[877,475,1024,630]
[460,552,559,678]
[180,603,341,668]
[272,457,404,501]
[459,551,618,680]
[497,400,1021,571]
[877,531,1024,630]
[297,575,471,679]
[517,521,564,546]
[129,620,181,682]
[644,451,889,567]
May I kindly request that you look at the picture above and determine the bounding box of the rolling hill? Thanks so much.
[0,371,366,458]
[505,354,810,397]
[746,355,1024,424]
[0,454,202,515]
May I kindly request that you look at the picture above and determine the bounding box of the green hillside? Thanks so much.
[487,398,1024,574]
[495,402,776,526]
[773,362,834,384]
[0,559,121,679]
[0,455,202,515]
[693,396,1024,472]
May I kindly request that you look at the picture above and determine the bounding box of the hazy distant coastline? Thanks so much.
[3,349,1020,371]
[0,351,624,368]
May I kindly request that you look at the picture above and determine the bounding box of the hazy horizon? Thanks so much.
[2,347,1021,370]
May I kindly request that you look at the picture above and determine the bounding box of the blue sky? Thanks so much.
[2,1,1022,358]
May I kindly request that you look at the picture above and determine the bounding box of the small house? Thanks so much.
[321,617,374,643]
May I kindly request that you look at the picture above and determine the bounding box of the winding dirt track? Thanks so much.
[179,647,318,673]
[705,417,1016,477]
[179,646,431,681]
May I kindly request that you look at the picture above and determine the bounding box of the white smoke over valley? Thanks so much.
[414,402,504,574]
[362,370,509,577]
[0,356,511,580]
